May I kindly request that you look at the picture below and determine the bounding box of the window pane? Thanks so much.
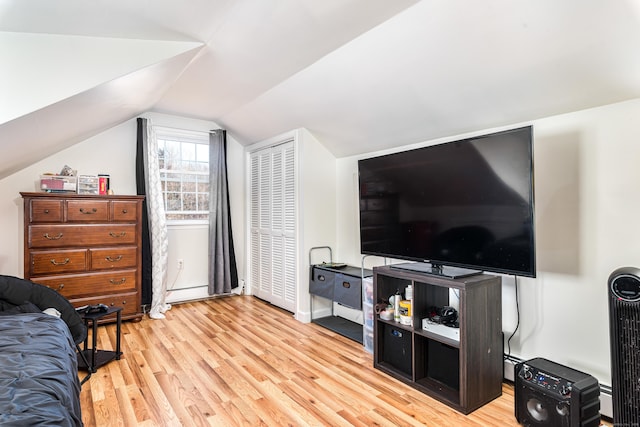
[197,144,209,162]
[166,193,181,211]
[166,177,181,192]
[183,193,196,211]
[198,180,209,193]
[182,143,196,161]
[183,179,196,192]
[198,193,208,211]
[165,140,181,170]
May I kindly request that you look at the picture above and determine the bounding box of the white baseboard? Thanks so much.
[503,355,612,419]
[165,286,209,303]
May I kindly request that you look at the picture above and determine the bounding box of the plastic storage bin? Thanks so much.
[362,277,374,354]
[40,175,77,192]
[77,175,99,195]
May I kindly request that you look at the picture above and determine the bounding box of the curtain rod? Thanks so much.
[151,124,222,135]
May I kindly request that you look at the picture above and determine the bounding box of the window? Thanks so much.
[155,127,209,221]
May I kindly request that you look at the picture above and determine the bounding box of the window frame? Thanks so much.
[154,126,210,225]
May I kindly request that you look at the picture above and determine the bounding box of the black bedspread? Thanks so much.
[0,313,83,426]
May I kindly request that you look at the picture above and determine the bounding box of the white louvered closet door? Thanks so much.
[250,141,296,312]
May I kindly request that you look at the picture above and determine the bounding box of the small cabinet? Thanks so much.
[373,265,502,414]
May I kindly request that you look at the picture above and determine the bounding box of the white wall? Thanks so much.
[0,112,246,303]
[335,98,640,388]
[299,129,338,321]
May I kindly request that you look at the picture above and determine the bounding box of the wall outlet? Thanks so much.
[177,259,184,270]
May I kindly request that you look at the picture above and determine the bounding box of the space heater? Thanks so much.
[608,266,640,425]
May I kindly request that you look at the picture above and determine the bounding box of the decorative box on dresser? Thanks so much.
[21,192,144,321]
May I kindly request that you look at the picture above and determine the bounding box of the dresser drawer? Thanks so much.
[29,199,64,223]
[30,249,87,275]
[29,224,137,248]
[66,199,109,222]
[90,247,137,270]
[34,270,138,299]
[111,200,139,222]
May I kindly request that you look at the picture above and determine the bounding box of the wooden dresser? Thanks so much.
[21,192,144,321]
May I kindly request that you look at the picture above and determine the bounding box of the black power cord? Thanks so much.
[506,274,520,359]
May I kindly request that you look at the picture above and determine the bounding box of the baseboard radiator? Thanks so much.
[503,355,612,420]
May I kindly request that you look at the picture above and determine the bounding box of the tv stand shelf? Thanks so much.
[373,265,502,414]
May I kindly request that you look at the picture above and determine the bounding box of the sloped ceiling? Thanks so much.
[1,0,640,179]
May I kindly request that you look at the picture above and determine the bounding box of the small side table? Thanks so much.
[77,306,123,384]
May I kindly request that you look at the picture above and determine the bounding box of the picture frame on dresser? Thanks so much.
[20,192,145,322]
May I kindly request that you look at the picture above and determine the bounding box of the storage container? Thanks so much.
[40,175,77,192]
[77,175,99,195]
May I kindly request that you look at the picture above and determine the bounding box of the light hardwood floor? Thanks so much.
[80,295,611,426]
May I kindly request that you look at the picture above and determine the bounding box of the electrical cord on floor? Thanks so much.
[506,274,520,359]
[166,267,183,293]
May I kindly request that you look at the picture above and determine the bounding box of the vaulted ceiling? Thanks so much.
[1,0,639,179]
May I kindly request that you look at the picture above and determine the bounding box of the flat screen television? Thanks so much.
[358,126,535,278]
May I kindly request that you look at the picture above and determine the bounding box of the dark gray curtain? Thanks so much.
[208,130,239,294]
[136,118,152,306]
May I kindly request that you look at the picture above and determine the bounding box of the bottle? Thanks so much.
[394,289,401,322]
[405,284,413,301]
[405,284,413,327]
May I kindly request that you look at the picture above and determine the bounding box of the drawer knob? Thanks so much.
[79,208,97,214]
[45,283,65,291]
[50,258,70,266]
[105,255,123,262]
[109,231,126,238]
[110,277,127,285]
[342,281,351,289]
[44,209,49,214]
[122,209,128,214]
[44,232,63,240]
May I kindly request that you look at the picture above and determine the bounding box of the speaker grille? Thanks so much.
[609,267,640,425]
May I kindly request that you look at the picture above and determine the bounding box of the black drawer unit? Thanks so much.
[309,264,372,343]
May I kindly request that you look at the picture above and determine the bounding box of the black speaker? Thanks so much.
[608,266,640,425]
[515,358,600,427]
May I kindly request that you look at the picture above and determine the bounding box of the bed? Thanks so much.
[0,275,86,426]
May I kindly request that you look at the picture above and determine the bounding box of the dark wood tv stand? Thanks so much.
[373,265,503,414]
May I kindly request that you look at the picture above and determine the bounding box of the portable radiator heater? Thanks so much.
[608,266,640,425]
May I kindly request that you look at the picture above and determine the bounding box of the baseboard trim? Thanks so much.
[503,355,612,419]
